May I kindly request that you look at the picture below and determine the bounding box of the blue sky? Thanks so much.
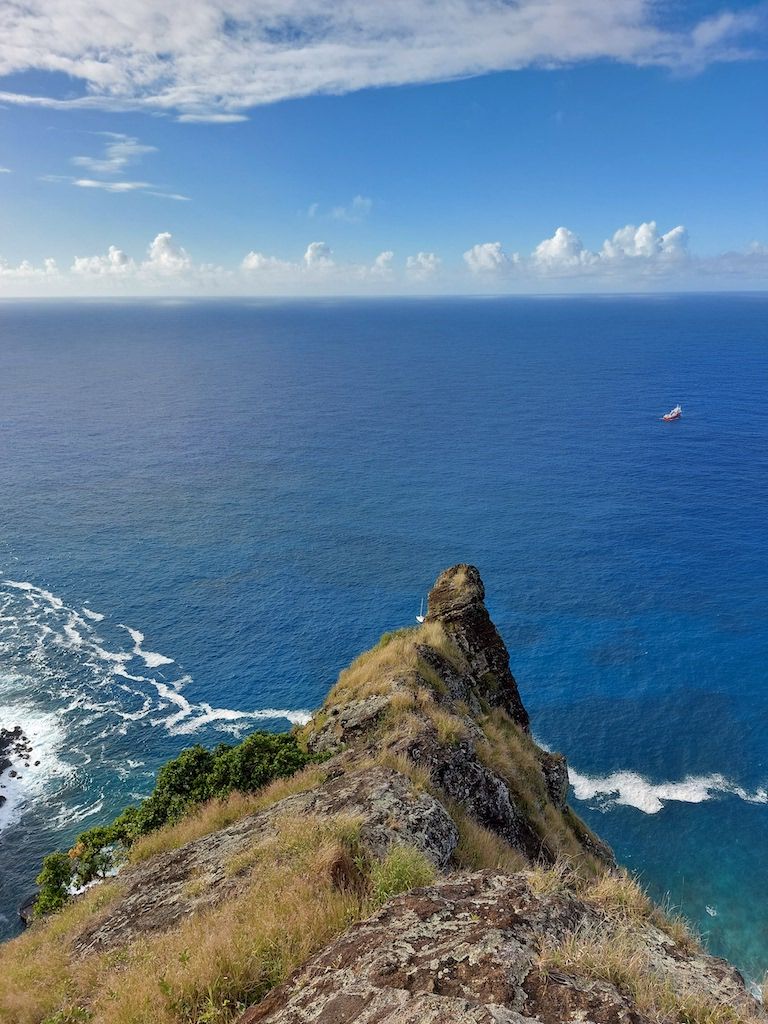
[0,0,766,295]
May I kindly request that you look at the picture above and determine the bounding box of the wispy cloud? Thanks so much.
[0,1,763,120]
[308,196,373,223]
[0,166,10,173]
[41,134,189,200]
[72,133,156,175]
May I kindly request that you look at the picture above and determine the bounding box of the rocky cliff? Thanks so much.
[0,566,763,1024]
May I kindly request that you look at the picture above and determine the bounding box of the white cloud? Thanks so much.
[533,226,596,269]
[308,196,373,223]
[72,245,135,276]
[601,221,688,261]
[74,178,152,193]
[0,166,10,173]
[370,251,394,277]
[406,251,441,279]
[304,241,335,269]
[463,241,519,274]
[2,225,767,297]
[241,251,294,273]
[331,195,373,223]
[0,1,760,119]
[146,232,191,273]
[0,256,58,279]
[72,133,156,175]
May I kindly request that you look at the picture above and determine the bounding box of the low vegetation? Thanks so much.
[538,920,757,1024]
[0,813,436,1024]
[35,732,320,916]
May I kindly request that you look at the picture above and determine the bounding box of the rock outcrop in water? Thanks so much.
[0,565,763,1024]
[0,724,32,810]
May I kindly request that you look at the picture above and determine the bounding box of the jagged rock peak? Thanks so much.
[427,564,530,731]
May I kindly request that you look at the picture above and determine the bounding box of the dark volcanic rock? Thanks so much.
[0,724,32,808]
[427,565,530,731]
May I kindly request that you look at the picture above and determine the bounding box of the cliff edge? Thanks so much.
[0,565,762,1024]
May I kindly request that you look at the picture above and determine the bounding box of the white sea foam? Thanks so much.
[568,767,768,815]
[0,576,316,817]
[171,704,312,735]
[81,606,104,622]
[0,697,72,833]
[121,625,174,668]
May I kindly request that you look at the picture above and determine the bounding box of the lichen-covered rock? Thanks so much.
[73,765,457,955]
[240,872,762,1024]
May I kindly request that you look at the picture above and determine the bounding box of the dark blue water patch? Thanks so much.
[0,295,765,980]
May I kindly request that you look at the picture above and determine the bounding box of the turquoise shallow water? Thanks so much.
[0,295,766,978]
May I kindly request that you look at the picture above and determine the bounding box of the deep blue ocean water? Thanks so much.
[0,295,766,980]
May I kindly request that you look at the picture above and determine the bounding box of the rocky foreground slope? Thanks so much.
[1,565,763,1024]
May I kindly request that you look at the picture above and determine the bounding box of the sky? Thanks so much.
[0,0,766,296]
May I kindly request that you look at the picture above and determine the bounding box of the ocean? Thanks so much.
[0,295,766,980]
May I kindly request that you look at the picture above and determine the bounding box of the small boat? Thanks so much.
[416,597,426,624]
[662,404,682,421]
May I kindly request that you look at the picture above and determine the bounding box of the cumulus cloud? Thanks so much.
[2,224,768,297]
[528,221,689,275]
[0,256,58,279]
[532,226,596,268]
[72,245,135,276]
[146,232,191,273]
[0,1,761,120]
[406,252,441,279]
[304,241,335,270]
[370,251,394,277]
[601,221,688,261]
[463,241,519,274]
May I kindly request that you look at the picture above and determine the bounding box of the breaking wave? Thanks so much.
[0,578,311,833]
[568,767,768,815]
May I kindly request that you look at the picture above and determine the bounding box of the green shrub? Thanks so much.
[36,731,319,914]
[34,852,73,917]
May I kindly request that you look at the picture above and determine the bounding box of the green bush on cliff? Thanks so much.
[37,731,317,914]
[34,852,73,917]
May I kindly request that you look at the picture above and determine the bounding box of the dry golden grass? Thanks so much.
[452,806,528,873]
[582,868,653,920]
[129,763,328,863]
[477,709,599,871]
[0,882,120,1024]
[324,620,466,709]
[0,809,444,1024]
[375,750,434,794]
[539,922,756,1024]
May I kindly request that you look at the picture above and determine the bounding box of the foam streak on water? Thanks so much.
[0,578,310,837]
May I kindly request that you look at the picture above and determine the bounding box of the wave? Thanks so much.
[0,577,312,832]
[568,767,768,815]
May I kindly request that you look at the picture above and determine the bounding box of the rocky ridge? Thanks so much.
[1,565,763,1024]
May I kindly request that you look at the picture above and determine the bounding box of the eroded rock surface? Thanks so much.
[73,764,458,955]
[241,873,759,1024]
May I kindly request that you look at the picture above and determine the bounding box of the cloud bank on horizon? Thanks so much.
[2,223,766,296]
[0,0,764,120]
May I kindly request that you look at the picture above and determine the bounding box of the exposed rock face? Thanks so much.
[73,764,459,956]
[241,872,757,1024]
[426,565,530,730]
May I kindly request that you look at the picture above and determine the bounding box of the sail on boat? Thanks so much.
[662,404,682,421]
[416,597,426,623]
